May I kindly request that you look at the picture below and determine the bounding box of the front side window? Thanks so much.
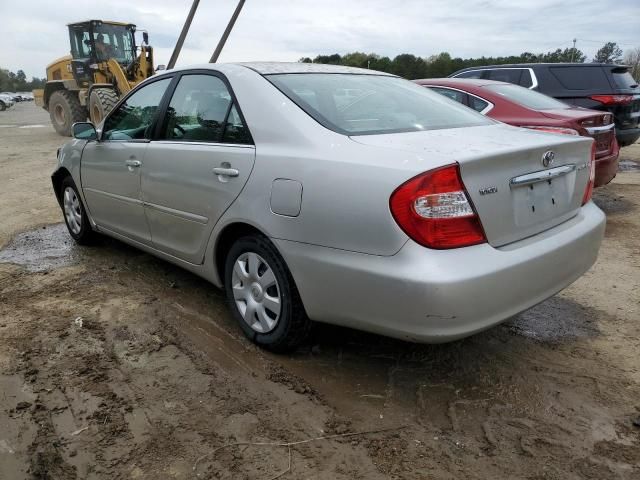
[456,70,484,79]
[103,78,171,140]
[268,74,492,135]
[483,83,569,110]
[161,74,251,144]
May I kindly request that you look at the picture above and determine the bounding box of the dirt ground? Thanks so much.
[1,102,639,480]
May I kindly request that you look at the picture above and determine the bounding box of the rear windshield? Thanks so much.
[267,73,492,135]
[484,83,569,110]
[611,68,639,89]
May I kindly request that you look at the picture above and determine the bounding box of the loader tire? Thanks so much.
[89,88,119,126]
[49,90,87,136]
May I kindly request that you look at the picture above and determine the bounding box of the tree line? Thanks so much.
[300,42,639,80]
[0,69,46,93]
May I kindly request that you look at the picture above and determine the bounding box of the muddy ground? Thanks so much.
[1,102,639,479]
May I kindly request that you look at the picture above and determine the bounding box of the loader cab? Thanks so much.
[67,20,137,86]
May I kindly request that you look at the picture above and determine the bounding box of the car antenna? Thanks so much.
[210,0,246,63]
[167,0,201,70]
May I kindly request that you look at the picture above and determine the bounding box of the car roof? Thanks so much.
[164,62,395,76]
[454,62,627,71]
[415,78,509,88]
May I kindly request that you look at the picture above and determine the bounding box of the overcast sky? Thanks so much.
[3,0,639,78]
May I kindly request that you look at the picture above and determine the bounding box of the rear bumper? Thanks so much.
[275,202,605,343]
[616,127,640,146]
[594,150,619,188]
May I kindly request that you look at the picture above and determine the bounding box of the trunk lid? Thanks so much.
[540,109,615,158]
[351,124,593,247]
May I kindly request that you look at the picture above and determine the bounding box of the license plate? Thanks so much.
[512,176,572,227]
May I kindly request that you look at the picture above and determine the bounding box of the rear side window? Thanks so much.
[429,87,465,104]
[162,74,251,144]
[520,70,533,88]
[549,66,610,90]
[610,68,639,89]
[469,96,490,113]
[487,69,523,85]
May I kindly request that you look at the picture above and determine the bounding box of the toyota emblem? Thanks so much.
[542,151,555,168]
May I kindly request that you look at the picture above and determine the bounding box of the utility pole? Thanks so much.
[210,0,246,63]
[571,38,577,62]
[167,0,200,69]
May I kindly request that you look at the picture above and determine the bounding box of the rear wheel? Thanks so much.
[89,88,119,125]
[224,235,311,352]
[49,90,86,136]
[0,101,6,111]
[61,177,96,245]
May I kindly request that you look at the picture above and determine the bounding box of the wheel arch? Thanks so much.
[52,167,72,208]
[213,222,267,286]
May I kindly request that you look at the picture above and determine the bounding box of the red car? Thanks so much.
[415,78,620,187]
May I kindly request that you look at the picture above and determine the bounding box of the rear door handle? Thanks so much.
[125,159,142,168]
[213,167,239,177]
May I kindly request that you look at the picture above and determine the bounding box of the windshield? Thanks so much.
[93,24,135,63]
[484,83,569,110]
[69,23,135,64]
[267,74,492,135]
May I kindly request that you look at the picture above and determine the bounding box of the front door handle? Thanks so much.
[125,159,142,168]
[213,167,239,177]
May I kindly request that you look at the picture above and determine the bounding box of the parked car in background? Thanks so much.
[416,78,620,187]
[449,63,640,147]
[53,62,604,351]
[1,92,22,102]
[0,93,15,111]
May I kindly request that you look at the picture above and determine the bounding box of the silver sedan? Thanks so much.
[53,62,605,351]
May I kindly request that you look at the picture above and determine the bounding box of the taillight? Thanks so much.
[590,94,634,106]
[389,164,486,249]
[582,141,596,205]
[521,126,579,136]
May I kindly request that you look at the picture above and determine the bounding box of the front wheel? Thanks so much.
[224,235,311,352]
[61,177,96,245]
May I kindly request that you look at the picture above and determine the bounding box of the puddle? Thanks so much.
[0,224,80,272]
[618,160,640,172]
[509,297,600,342]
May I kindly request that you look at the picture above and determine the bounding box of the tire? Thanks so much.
[48,90,86,136]
[60,177,96,245]
[89,88,119,125]
[224,235,311,352]
[0,101,5,111]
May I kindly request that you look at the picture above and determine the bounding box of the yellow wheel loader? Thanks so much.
[34,20,156,136]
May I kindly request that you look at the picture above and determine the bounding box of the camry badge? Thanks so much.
[542,150,555,168]
[479,186,498,195]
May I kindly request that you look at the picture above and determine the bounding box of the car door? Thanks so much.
[81,77,173,244]
[141,71,255,264]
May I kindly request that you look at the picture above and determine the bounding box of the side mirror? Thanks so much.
[155,64,166,71]
[72,122,97,141]
[143,31,149,44]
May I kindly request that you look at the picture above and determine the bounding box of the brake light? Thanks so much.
[389,164,486,249]
[590,95,634,106]
[582,141,596,205]
[521,126,579,136]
